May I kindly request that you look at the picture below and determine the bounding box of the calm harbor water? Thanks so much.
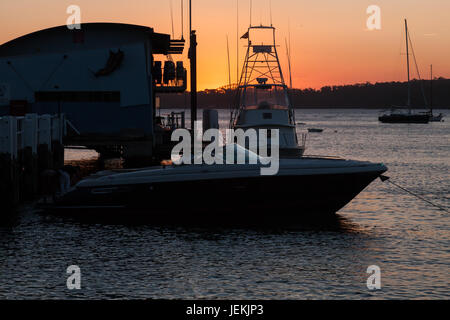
[0,109,448,299]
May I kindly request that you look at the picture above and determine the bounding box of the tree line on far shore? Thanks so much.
[158,78,450,109]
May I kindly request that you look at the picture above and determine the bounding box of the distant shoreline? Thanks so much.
[158,78,450,110]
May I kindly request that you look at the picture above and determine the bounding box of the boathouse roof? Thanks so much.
[0,23,173,57]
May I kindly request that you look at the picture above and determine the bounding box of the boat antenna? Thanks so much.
[259,3,262,25]
[181,0,184,40]
[285,18,292,89]
[250,0,252,27]
[237,0,240,86]
[170,0,175,39]
[285,38,292,89]
[269,0,273,26]
[227,35,232,90]
[227,34,233,123]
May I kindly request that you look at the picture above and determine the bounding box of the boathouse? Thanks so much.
[0,23,186,163]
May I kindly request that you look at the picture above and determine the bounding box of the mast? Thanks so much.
[250,0,252,26]
[287,19,293,89]
[405,19,411,111]
[227,36,232,90]
[285,38,292,89]
[170,0,175,38]
[181,0,184,40]
[237,0,239,85]
[189,0,197,134]
[430,64,433,113]
[269,0,272,26]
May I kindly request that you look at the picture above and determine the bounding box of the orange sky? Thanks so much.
[1,0,449,90]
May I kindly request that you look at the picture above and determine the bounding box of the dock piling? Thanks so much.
[0,113,66,211]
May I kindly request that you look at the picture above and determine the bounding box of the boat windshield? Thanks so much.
[220,143,264,164]
[183,143,266,165]
[239,85,289,110]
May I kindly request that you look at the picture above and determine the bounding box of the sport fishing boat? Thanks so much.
[230,25,305,157]
[39,144,387,221]
[379,20,430,124]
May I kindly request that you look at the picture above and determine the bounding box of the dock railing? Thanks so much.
[1,113,67,210]
[0,113,66,159]
[164,111,186,130]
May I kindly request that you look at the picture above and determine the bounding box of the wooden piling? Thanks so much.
[0,113,66,212]
[0,153,19,211]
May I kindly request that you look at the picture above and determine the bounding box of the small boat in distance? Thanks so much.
[379,20,430,124]
[308,128,324,133]
[429,113,444,122]
[379,108,430,124]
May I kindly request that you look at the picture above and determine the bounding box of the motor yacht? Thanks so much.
[40,144,387,221]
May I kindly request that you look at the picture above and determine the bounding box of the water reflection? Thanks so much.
[31,207,362,234]
[0,109,448,299]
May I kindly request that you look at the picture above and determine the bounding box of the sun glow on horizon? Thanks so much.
[0,0,449,90]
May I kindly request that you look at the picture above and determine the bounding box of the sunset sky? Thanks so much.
[1,0,449,90]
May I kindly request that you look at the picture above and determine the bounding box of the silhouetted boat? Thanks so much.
[308,128,324,133]
[379,20,430,124]
[429,113,444,122]
[38,144,387,220]
[379,110,429,124]
[231,25,305,158]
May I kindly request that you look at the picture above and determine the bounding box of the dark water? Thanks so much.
[0,109,448,299]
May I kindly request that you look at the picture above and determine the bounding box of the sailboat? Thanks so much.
[379,20,430,124]
[230,25,305,157]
